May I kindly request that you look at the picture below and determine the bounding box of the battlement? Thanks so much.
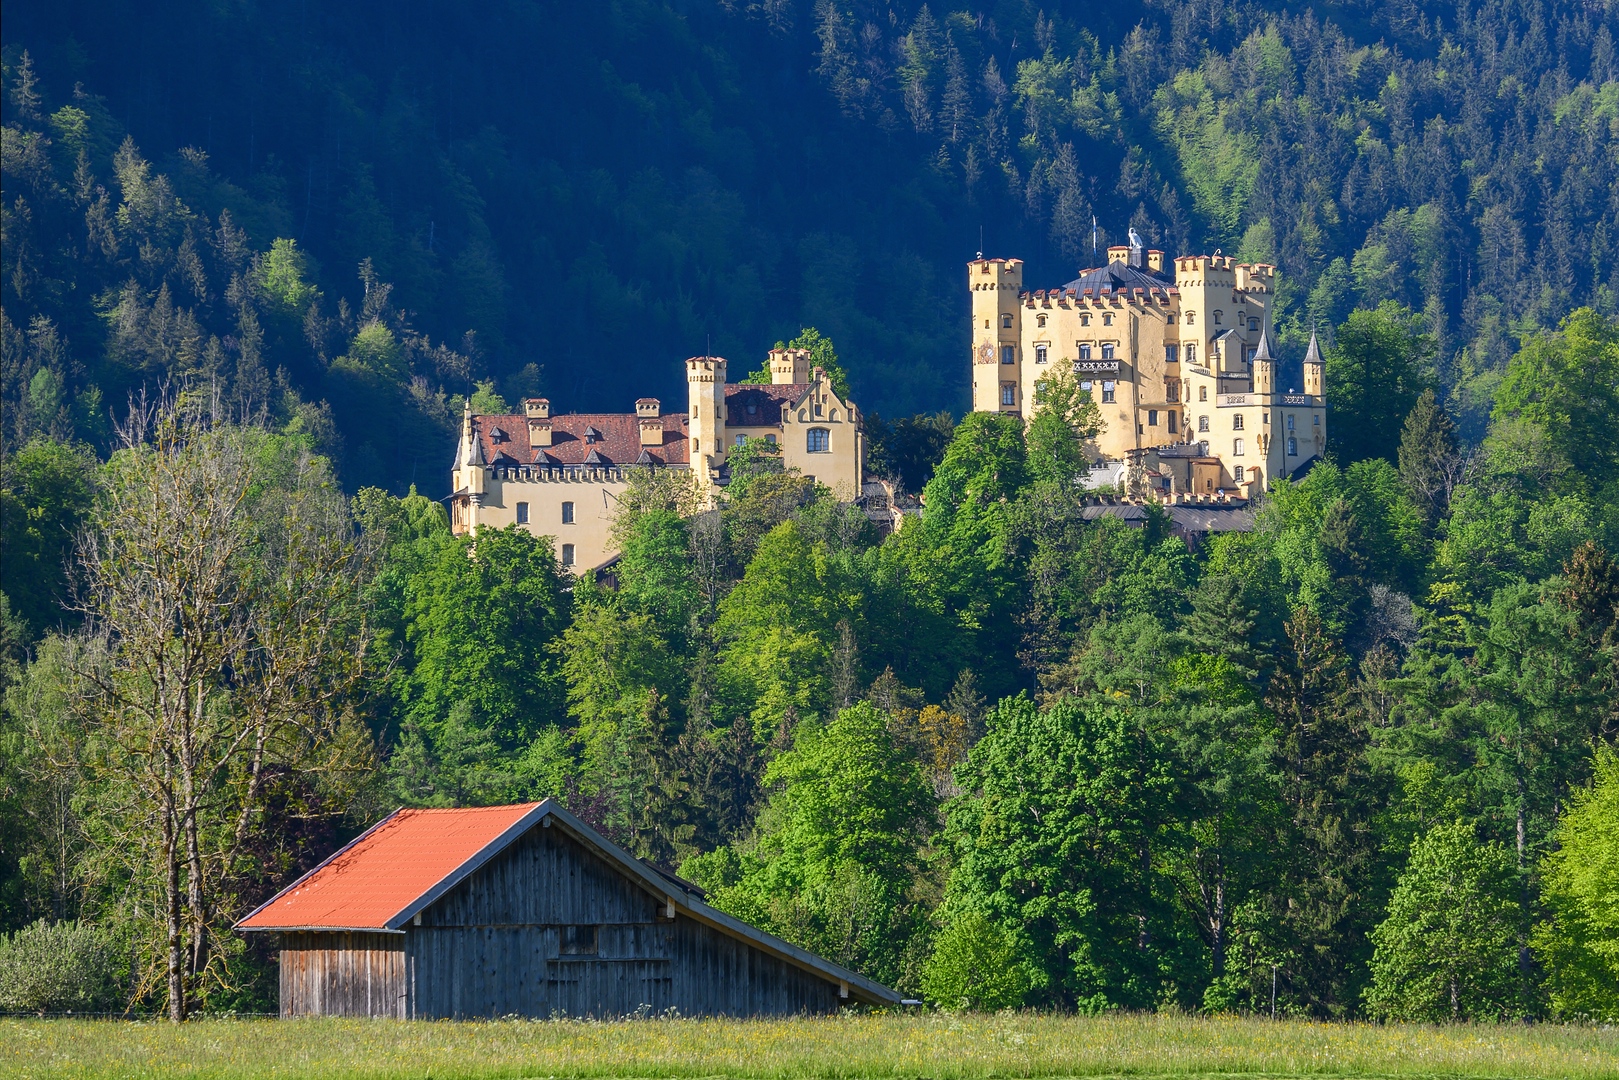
[970,258,1023,288]
[685,356,727,381]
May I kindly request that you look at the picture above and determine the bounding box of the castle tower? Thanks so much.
[686,355,727,489]
[1303,329,1324,397]
[1251,327,1275,396]
[458,399,486,533]
[969,258,1024,414]
[769,347,810,385]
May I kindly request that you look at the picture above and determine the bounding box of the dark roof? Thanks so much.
[1064,260,1175,296]
[472,412,691,468]
[726,383,807,426]
[1080,502,1256,535]
[238,799,902,1006]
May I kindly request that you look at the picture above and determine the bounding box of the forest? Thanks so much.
[2,0,1619,1025]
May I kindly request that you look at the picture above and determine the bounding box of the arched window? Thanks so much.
[1199,385,1208,401]
[1199,415,1210,432]
[1185,312,1196,325]
[1287,436,1298,456]
[1001,313,1013,328]
[1248,317,1260,331]
[1035,344,1048,364]
[807,428,831,453]
[1036,314,1047,327]
[735,434,746,447]
[1233,465,1245,482]
[1214,311,1223,325]
[1234,439,1245,457]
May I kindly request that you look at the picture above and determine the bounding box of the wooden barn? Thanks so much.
[236,800,901,1018]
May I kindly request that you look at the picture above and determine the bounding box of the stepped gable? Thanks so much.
[1063,261,1176,296]
[473,412,691,468]
[726,382,807,426]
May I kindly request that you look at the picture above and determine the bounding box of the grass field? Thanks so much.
[1,1012,1615,1080]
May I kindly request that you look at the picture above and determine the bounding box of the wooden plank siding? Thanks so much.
[279,822,841,1019]
[279,932,406,1017]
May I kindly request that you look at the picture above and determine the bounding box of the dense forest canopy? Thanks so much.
[2,0,1619,1027]
[4,0,1618,493]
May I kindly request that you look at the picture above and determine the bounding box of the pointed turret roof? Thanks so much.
[1304,329,1323,365]
[1253,327,1273,363]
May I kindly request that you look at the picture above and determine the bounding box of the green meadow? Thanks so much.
[3,1012,1615,1080]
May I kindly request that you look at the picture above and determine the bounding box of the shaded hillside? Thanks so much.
[3,0,1617,493]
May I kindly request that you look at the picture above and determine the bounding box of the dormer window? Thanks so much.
[489,427,508,442]
[745,401,757,417]
[585,426,602,444]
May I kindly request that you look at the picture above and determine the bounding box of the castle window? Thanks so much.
[1246,346,1258,362]
[1000,384,1016,406]
[1313,414,1320,426]
[1214,311,1223,325]
[1199,415,1210,432]
[1168,412,1178,434]
[1035,344,1048,364]
[1234,438,1245,456]
[1001,346,1015,365]
[983,319,990,329]
[1001,313,1013,328]
[1148,410,1158,426]
[1081,314,1091,326]
[1249,317,1260,332]
[1164,344,1179,364]
[516,502,529,524]
[1186,344,1197,362]
[1101,343,1115,360]
[735,434,746,447]
[1167,381,1180,402]
[562,501,575,524]
[1263,412,1269,424]
[765,433,777,444]
[1167,313,1177,324]
[1036,314,1047,327]
[1199,385,1208,402]
[1287,436,1298,456]
[1233,414,1245,431]
[1103,313,1114,326]
[807,428,831,453]
[830,408,839,421]
[1234,465,1245,482]
[561,543,575,567]
[1101,381,1116,403]
[1079,343,1092,360]
[1287,414,1295,430]
[1185,312,1196,325]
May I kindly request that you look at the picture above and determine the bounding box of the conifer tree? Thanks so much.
[1397,388,1462,531]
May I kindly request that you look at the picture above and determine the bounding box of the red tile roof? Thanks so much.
[725,383,807,426]
[237,804,542,930]
[475,413,691,468]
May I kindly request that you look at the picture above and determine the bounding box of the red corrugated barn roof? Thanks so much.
[237,803,542,931]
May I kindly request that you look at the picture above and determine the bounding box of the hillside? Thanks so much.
[4,0,1617,495]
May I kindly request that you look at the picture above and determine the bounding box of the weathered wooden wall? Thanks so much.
[406,823,842,1019]
[279,931,406,1018]
[279,822,845,1019]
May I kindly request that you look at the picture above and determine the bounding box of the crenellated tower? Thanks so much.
[686,355,727,490]
[969,258,1024,414]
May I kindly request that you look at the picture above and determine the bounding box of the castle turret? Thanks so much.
[686,355,727,489]
[1252,327,1275,396]
[769,347,810,385]
[1303,329,1324,397]
[969,258,1024,414]
[458,399,486,533]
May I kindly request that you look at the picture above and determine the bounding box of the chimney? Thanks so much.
[1147,249,1164,273]
[525,398,553,447]
[1107,245,1130,264]
[636,398,662,446]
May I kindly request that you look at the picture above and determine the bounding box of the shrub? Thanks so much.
[0,920,128,1013]
[921,910,1034,1010]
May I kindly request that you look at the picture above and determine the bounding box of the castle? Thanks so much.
[449,349,864,570]
[970,232,1326,496]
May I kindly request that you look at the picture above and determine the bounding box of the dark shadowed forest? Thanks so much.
[1,0,1617,1026]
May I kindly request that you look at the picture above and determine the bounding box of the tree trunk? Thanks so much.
[164,805,186,1023]
[1210,874,1227,980]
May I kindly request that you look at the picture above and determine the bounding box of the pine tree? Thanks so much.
[1397,388,1461,530]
